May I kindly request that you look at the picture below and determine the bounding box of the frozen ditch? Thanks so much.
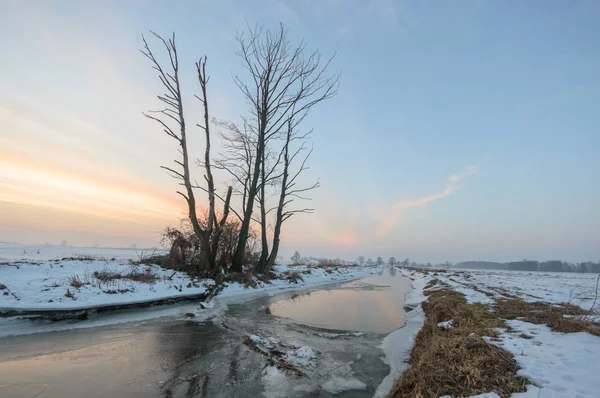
[268,266,413,334]
[0,265,422,397]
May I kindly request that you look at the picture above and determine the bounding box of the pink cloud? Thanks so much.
[327,231,359,246]
[377,166,478,236]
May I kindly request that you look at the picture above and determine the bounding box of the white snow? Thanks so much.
[199,300,214,309]
[249,334,278,350]
[438,319,453,329]
[451,268,600,311]
[0,242,156,262]
[0,243,386,339]
[0,257,212,311]
[487,320,600,398]
[0,243,384,313]
[374,268,429,398]
[217,263,385,301]
[321,374,367,394]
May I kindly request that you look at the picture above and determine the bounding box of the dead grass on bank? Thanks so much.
[494,298,600,336]
[388,284,528,398]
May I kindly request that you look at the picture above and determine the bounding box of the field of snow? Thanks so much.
[0,257,213,311]
[399,267,600,398]
[0,243,385,313]
[452,268,600,311]
[0,242,156,262]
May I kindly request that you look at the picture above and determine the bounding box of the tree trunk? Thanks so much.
[258,149,269,268]
[209,186,232,269]
[231,136,263,272]
[263,136,290,274]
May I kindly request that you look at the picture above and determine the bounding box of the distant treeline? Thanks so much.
[455,260,600,273]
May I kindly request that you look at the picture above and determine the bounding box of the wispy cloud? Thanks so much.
[377,166,478,236]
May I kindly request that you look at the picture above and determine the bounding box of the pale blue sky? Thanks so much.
[0,0,598,262]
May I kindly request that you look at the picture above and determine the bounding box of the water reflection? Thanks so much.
[269,267,411,334]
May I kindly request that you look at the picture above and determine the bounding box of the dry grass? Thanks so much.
[225,271,258,288]
[125,268,159,283]
[494,298,600,336]
[0,283,6,290]
[284,270,304,284]
[61,256,96,261]
[92,268,122,282]
[424,279,439,290]
[388,288,528,398]
[69,275,88,289]
[103,288,132,294]
[92,267,159,284]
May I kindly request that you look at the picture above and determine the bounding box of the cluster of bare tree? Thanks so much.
[356,256,399,266]
[143,24,338,275]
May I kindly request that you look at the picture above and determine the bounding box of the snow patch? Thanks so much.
[322,375,367,394]
[285,346,316,368]
[438,319,453,329]
[374,268,429,398]
[488,320,599,398]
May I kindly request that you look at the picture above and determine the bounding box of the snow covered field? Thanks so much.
[0,243,212,311]
[399,267,600,398]
[0,243,385,313]
[451,268,600,311]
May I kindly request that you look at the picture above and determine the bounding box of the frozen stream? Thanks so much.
[0,267,413,397]
[269,266,411,333]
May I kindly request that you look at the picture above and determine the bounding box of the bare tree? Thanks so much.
[261,117,321,272]
[357,256,365,266]
[142,32,232,271]
[388,257,396,266]
[227,23,339,272]
[376,257,384,266]
[291,251,301,264]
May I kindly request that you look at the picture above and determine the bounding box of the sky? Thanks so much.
[1,0,599,263]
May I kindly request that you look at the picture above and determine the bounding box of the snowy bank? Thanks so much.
[1,244,385,315]
[0,258,214,312]
[217,263,387,302]
[374,268,431,398]
[388,267,600,398]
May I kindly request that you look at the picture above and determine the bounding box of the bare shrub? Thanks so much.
[61,256,96,261]
[317,258,341,268]
[224,271,257,289]
[255,271,277,284]
[92,268,122,283]
[160,217,260,274]
[0,283,6,290]
[69,275,87,289]
[134,249,161,265]
[284,271,303,284]
[104,289,132,295]
[124,267,159,284]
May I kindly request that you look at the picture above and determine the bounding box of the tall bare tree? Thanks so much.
[261,116,320,273]
[229,23,339,272]
[142,32,232,271]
